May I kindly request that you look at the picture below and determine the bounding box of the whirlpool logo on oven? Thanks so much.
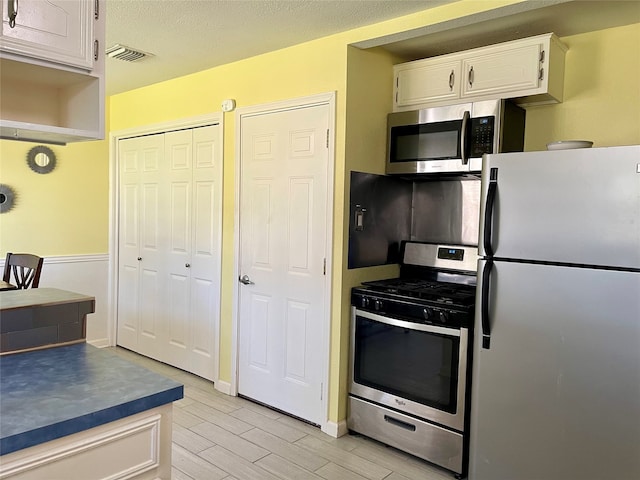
[395,398,406,406]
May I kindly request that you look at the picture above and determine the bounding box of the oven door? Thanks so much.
[349,308,469,432]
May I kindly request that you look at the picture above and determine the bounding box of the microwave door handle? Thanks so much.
[460,110,470,165]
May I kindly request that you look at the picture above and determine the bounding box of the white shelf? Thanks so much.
[0,57,103,144]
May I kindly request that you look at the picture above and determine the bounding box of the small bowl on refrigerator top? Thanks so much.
[546,140,594,150]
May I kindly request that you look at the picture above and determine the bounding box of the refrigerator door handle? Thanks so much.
[483,167,498,257]
[481,259,494,349]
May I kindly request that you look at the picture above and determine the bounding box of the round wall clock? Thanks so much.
[27,145,57,174]
[0,184,16,213]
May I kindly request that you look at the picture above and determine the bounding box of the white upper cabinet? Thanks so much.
[0,0,104,144]
[393,33,567,111]
[395,59,461,107]
[0,0,95,70]
[462,43,542,99]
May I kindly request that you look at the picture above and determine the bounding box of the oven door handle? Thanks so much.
[355,309,461,337]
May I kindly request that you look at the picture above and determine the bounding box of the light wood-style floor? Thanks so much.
[110,347,455,480]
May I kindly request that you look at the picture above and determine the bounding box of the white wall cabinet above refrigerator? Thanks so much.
[0,0,105,144]
[393,33,567,112]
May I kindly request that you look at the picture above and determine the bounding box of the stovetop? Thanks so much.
[351,242,478,328]
[359,277,476,308]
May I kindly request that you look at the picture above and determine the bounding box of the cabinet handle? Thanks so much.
[95,0,99,20]
[94,40,99,61]
[468,66,474,87]
[449,70,455,91]
[137,257,142,261]
[8,0,18,28]
[185,263,191,268]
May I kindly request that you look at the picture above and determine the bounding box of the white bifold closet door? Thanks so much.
[117,125,222,381]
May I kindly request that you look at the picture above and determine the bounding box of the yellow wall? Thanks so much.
[2,0,639,428]
[524,23,640,150]
[109,35,351,425]
[0,137,109,255]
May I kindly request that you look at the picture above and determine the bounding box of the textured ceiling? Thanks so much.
[104,0,640,96]
[104,0,451,95]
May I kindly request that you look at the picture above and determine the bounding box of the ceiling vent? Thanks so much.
[106,44,150,62]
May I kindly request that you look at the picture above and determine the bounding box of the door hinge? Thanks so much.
[323,258,326,275]
[326,129,329,148]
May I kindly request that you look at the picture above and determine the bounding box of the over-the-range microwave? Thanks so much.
[386,99,525,175]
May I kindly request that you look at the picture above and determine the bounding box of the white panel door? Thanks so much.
[117,134,166,358]
[188,125,222,380]
[164,126,221,380]
[164,129,193,370]
[118,125,222,380]
[238,104,329,425]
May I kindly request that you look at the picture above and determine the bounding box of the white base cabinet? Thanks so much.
[0,405,173,480]
[0,0,104,144]
[393,33,567,111]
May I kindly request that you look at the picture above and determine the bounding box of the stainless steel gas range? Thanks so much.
[348,241,477,477]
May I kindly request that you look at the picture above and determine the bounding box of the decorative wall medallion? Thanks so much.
[0,184,16,213]
[27,145,57,174]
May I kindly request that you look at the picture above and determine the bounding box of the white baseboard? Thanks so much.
[322,419,348,438]
[214,380,232,396]
[88,338,110,348]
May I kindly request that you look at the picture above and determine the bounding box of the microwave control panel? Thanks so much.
[469,116,495,157]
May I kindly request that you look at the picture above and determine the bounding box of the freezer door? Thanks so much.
[470,259,640,480]
[479,145,640,269]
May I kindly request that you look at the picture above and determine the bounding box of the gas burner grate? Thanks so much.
[361,277,476,308]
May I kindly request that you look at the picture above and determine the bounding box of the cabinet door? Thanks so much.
[0,0,95,70]
[395,59,461,108]
[462,43,541,98]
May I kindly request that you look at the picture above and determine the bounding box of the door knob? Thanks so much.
[239,274,255,285]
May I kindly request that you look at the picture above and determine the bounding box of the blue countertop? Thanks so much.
[0,343,183,455]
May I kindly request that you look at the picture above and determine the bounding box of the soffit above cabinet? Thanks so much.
[354,0,640,60]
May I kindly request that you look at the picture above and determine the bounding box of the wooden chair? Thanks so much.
[3,253,44,289]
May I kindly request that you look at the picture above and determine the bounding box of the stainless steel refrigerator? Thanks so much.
[470,145,640,480]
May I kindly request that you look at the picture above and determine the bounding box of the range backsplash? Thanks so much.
[348,171,480,268]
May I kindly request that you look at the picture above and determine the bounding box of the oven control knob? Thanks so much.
[439,311,449,323]
[374,299,383,311]
[361,297,370,309]
[422,308,433,321]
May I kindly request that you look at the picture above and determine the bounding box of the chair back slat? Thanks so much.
[3,253,44,289]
